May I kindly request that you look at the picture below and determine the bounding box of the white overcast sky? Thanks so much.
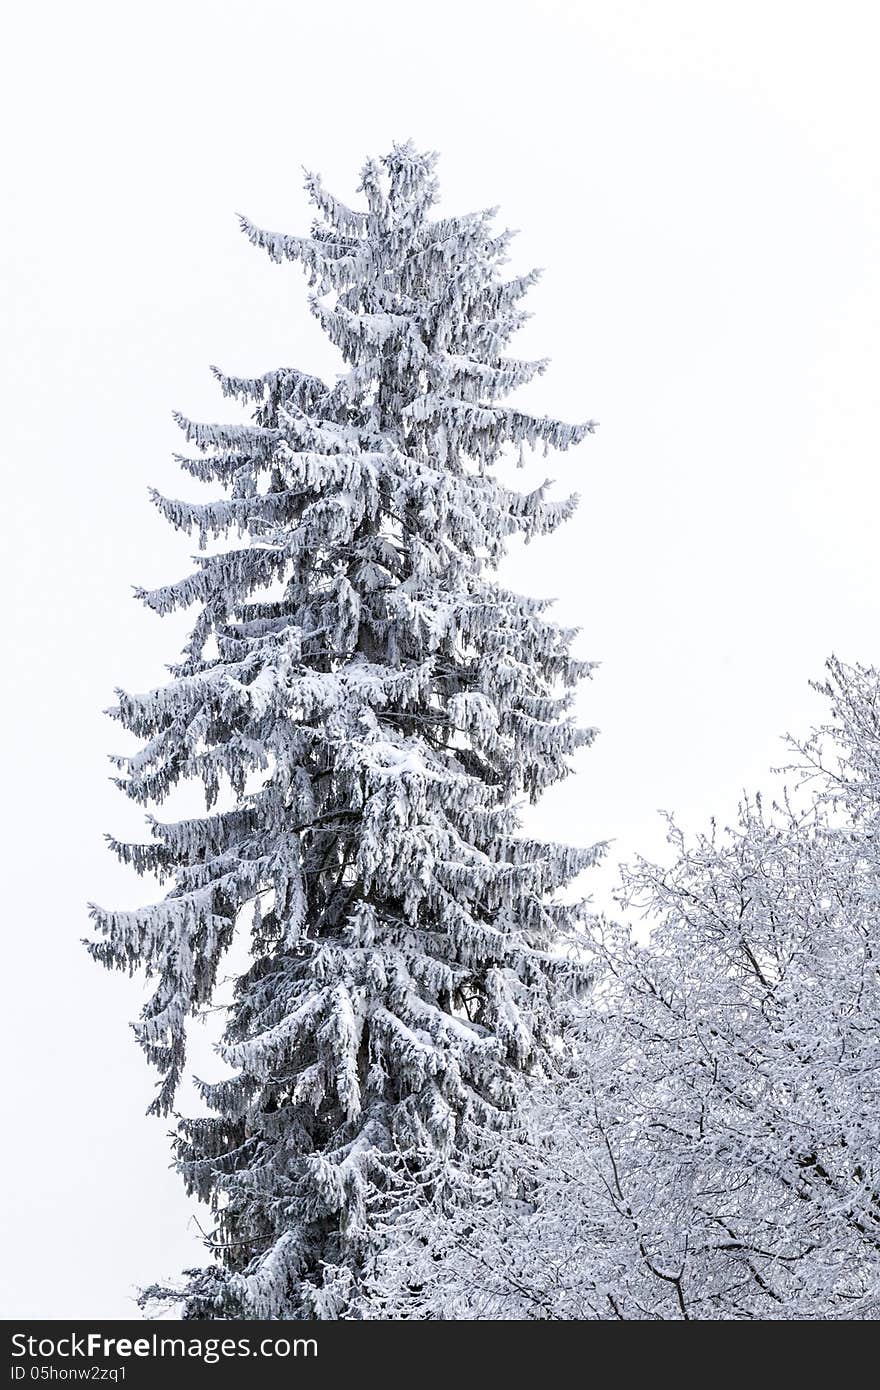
[2,0,879,1319]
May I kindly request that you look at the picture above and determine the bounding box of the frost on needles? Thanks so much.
[88,142,600,1319]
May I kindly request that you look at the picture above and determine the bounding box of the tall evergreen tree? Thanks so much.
[89,142,599,1318]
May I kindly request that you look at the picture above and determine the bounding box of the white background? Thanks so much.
[2,0,878,1318]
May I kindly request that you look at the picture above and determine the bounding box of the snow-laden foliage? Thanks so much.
[369,658,880,1319]
[88,143,599,1318]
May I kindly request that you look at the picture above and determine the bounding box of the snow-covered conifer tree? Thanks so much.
[88,143,599,1318]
